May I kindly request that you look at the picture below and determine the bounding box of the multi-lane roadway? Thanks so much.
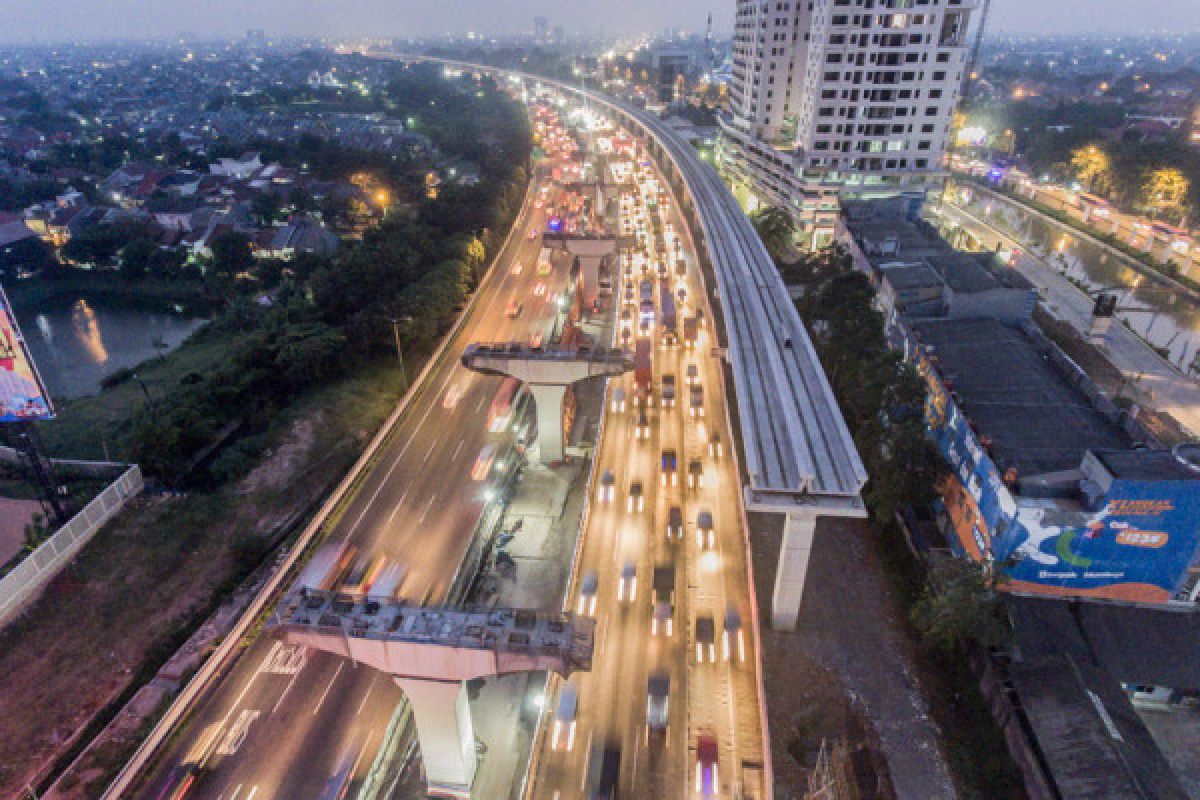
[530,137,764,800]
[141,163,574,800]
[139,90,767,800]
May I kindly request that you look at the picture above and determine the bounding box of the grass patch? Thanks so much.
[0,354,413,798]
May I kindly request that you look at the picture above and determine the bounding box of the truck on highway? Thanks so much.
[297,542,351,596]
[587,741,622,799]
[487,377,522,433]
[659,284,677,347]
[652,564,676,637]
[633,339,653,407]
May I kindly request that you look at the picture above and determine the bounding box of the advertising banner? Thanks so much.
[916,347,1200,603]
[0,284,54,422]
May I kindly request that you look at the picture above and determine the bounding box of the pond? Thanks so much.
[949,184,1200,369]
[12,296,207,400]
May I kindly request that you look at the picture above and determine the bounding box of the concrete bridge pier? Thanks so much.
[770,509,818,631]
[394,677,476,798]
[527,383,568,464]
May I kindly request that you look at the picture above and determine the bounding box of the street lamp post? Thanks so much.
[388,316,413,388]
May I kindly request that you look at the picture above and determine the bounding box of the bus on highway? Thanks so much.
[487,377,522,433]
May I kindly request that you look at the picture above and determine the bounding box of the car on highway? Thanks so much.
[689,386,704,419]
[695,734,719,798]
[661,374,676,409]
[598,470,615,503]
[471,444,496,481]
[696,510,715,550]
[551,683,579,751]
[647,671,670,731]
[529,331,544,349]
[651,564,675,637]
[627,479,645,513]
[709,432,723,459]
[505,300,524,319]
[724,606,746,663]
[577,570,599,616]
[695,614,716,663]
[533,282,547,296]
[685,363,699,386]
[618,560,637,603]
[442,383,464,409]
[527,226,539,241]
[660,449,678,487]
[611,387,626,413]
[510,262,524,275]
[666,505,684,541]
[688,460,705,490]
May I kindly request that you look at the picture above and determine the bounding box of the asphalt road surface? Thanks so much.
[529,143,765,800]
[140,166,573,800]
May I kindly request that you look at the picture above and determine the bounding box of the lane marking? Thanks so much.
[356,675,377,717]
[386,489,410,527]
[452,437,465,461]
[418,494,437,524]
[312,662,345,717]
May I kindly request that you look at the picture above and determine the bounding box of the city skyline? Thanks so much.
[2,0,1199,43]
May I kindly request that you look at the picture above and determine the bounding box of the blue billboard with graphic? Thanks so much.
[912,339,1200,603]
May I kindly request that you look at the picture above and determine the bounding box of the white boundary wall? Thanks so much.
[0,465,144,626]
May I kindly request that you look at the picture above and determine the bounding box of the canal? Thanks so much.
[944,181,1200,369]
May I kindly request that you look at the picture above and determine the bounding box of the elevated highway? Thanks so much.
[418,56,868,629]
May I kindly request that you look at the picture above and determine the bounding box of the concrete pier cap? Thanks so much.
[273,598,594,797]
[461,343,633,464]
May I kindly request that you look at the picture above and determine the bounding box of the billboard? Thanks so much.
[0,284,54,422]
[913,338,1200,603]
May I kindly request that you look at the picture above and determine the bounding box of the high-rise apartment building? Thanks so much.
[719,0,986,247]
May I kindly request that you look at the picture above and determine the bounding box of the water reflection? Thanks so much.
[949,187,1200,369]
[71,299,109,366]
[14,297,206,399]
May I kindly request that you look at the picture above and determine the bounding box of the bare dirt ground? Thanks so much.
[749,513,956,800]
[0,497,41,565]
[0,404,352,798]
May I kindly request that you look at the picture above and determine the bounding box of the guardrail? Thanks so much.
[0,465,143,627]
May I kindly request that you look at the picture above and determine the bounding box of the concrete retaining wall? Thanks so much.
[0,465,144,626]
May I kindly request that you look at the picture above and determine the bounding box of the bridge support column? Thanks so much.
[394,677,476,798]
[771,509,817,631]
[528,383,568,465]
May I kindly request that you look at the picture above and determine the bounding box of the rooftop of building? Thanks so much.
[1093,446,1200,482]
[1010,595,1200,692]
[1006,651,1189,800]
[844,199,1033,294]
[911,317,1130,477]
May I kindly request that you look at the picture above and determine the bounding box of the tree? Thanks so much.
[209,231,256,277]
[1139,167,1189,224]
[119,238,158,280]
[911,557,1010,652]
[749,206,796,264]
[1069,144,1111,193]
[251,191,283,226]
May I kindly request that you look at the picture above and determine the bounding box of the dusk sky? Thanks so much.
[2,0,1199,43]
